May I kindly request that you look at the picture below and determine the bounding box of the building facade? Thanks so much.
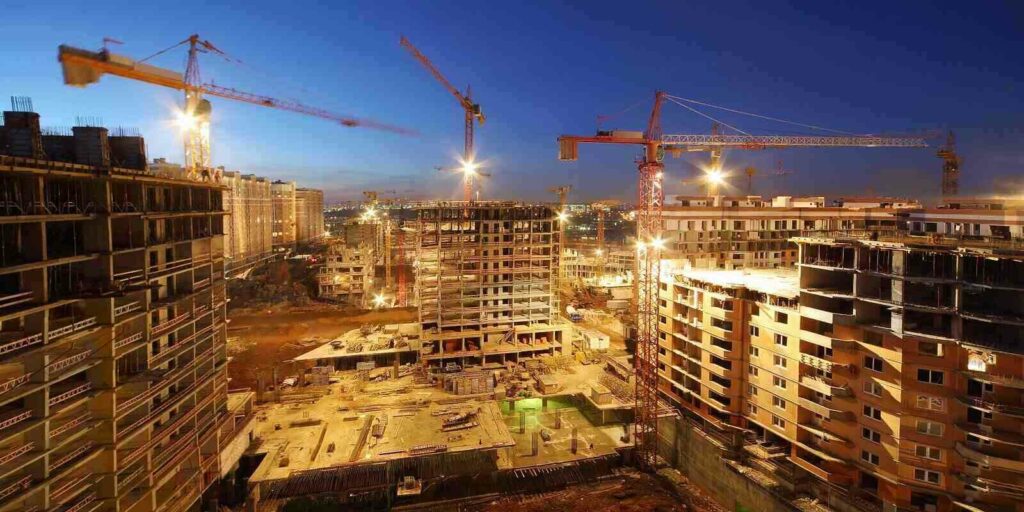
[0,107,253,512]
[222,172,273,273]
[661,195,915,270]
[415,203,570,369]
[294,188,324,245]
[270,181,296,250]
[316,243,374,306]
[658,227,1024,512]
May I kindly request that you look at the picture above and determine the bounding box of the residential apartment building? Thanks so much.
[222,171,273,273]
[658,224,1024,512]
[294,188,324,244]
[661,195,914,270]
[415,202,570,369]
[270,180,296,250]
[0,106,253,512]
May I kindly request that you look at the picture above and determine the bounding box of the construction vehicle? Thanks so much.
[401,36,485,201]
[58,36,411,179]
[558,90,929,470]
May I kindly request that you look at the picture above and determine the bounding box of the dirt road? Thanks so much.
[226,306,416,389]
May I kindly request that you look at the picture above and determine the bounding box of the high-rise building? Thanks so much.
[294,188,325,244]
[222,172,273,273]
[658,221,1024,512]
[0,107,254,512]
[415,203,570,368]
[270,180,296,250]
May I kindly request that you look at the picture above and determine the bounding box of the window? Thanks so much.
[919,341,942,357]
[916,420,944,437]
[748,384,758,396]
[863,380,883,397]
[772,415,786,429]
[711,318,733,331]
[748,366,759,377]
[864,356,883,372]
[774,334,788,347]
[750,325,760,337]
[860,450,880,466]
[773,355,787,369]
[775,312,789,324]
[917,369,944,385]
[862,427,881,443]
[748,403,757,415]
[772,396,786,410]
[863,405,882,421]
[749,346,760,357]
[915,445,941,461]
[916,395,945,412]
[773,376,787,389]
[913,468,941,485]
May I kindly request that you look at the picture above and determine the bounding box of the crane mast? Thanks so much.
[400,36,486,201]
[559,91,931,470]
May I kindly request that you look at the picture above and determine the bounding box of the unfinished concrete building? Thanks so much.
[0,106,255,512]
[294,187,325,244]
[657,221,1024,512]
[316,242,375,306]
[222,171,273,274]
[661,195,915,270]
[415,202,570,369]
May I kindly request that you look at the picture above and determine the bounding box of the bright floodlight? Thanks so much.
[459,158,479,176]
[650,237,666,250]
[174,109,197,131]
[594,248,604,256]
[557,211,570,222]
[705,169,725,185]
[373,294,386,308]
[635,241,647,253]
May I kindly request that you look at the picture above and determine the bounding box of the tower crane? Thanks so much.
[591,200,622,277]
[549,184,572,260]
[558,91,929,470]
[401,36,485,201]
[58,35,412,180]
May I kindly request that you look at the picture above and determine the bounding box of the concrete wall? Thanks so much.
[659,416,799,512]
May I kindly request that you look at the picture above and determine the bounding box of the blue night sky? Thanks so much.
[2,1,1022,203]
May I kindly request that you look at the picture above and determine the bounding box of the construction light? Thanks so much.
[635,241,647,253]
[557,211,570,222]
[174,110,197,132]
[373,294,386,308]
[459,158,479,176]
[650,237,666,250]
[595,248,604,257]
[705,169,725,185]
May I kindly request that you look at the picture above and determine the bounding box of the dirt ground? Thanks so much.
[477,469,725,512]
[226,306,416,389]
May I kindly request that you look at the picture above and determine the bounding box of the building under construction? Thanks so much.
[222,171,274,274]
[0,103,254,512]
[415,202,571,368]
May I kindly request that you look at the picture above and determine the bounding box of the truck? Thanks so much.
[565,305,583,322]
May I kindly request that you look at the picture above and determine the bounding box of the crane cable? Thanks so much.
[664,94,860,135]
[663,96,749,135]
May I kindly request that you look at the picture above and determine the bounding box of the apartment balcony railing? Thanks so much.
[956,442,1024,473]
[50,317,97,340]
[114,332,145,351]
[0,475,32,502]
[51,441,96,472]
[117,463,146,493]
[47,351,91,375]
[799,396,854,421]
[49,383,92,407]
[50,412,92,439]
[50,474,93,504]
[0,410,32,431]
[800,352,839,373]
[0,442,33,466]
[151,313,191,338]
[0,332,43,357]
[959,396,1024,418]
[114,301,142,318]
[0,374,30,395]
[799,375,852,398]
[63,491,97,512]
[113,268,145,286]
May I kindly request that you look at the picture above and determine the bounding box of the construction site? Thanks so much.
[0,6,1021,512]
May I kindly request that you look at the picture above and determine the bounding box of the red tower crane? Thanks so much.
[558,91,929,469]
[400,36,486,202]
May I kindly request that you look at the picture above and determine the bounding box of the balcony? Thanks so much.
[114,301,142,319]
[49,317,97,341]
[0,291,34,313]
[799,396,853,421]
[0,475,32,502]
[49,382,91,407]
[800,352,838,373]
[0,333,43,358]
[0,374,30,395]
[151,313,191,338]
[958,396,1024,418]
[956,442,1024,473]
[114,331,145,351]
[800,375,852,398]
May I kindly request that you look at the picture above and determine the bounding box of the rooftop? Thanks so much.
[293,323,420,361]
[670,267,800,299]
